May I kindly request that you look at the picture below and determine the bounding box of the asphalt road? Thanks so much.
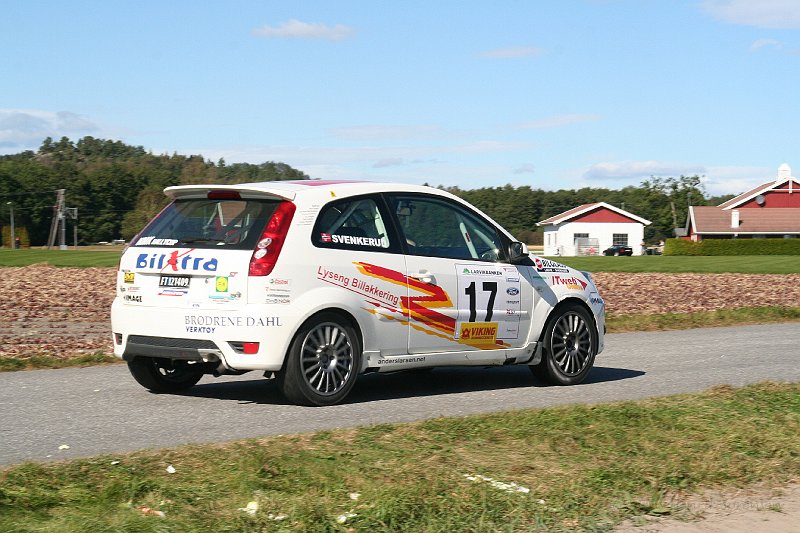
[2,323,799,466]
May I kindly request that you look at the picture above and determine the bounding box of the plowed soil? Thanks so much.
[1,265,799,359]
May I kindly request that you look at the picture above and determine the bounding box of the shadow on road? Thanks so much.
[174,365,645,405]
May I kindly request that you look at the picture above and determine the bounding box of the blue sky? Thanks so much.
[2,1,799,196]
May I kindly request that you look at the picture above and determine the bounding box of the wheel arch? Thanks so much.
[281,307,364,371]
[538,296,598,344]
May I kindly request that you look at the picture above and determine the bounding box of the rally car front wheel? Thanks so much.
[531,302,597,385]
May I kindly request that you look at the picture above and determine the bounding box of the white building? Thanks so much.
[537,202,651,256]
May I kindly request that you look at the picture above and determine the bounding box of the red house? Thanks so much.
[683,164,800,241]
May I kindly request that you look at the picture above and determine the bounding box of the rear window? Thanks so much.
[133,198,280,250]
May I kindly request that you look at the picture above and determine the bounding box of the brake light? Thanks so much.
[207,190,241,200]
[249,201,296,276]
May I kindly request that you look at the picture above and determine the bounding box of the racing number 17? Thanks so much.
[464,281,497,322]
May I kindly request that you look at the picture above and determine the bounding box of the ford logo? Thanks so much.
[506,287,519,296]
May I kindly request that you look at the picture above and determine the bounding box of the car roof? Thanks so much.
[164,180,514,240]
[165,180,448,200]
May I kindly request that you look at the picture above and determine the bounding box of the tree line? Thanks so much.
[0,136,732,246]
[0,137,309,245]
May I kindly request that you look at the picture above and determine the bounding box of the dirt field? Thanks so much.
[1,265,799,359]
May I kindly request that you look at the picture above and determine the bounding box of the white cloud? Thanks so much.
[702,165,774,195]
[252,19,353,41]
[329,124,443,141]
[516,114,601,129]
[477,47,543,59]
[701,0,800,29]
[513,164,536,174]
[0,109,98,151]
[583,160,706,181]
[373,158,405,168]
[750,38,782,51]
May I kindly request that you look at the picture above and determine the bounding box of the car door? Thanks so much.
[310,194,409,358]
[386,193,532,357]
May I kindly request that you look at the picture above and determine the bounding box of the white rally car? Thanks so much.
[111,181,605,406]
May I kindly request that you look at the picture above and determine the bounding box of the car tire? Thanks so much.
[531,303,597,385]
[127,357,205,393]
[279,312,361,406]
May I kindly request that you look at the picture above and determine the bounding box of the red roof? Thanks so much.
[538,202,651,226]
[690,206,800,234]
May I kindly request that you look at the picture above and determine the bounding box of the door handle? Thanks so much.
[409,271,437,285]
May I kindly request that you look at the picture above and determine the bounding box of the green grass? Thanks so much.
[0,353,119,372]
[0,249,122,267]
[607,306,800,332]
[1,382,798,532]
[551,255,800,274]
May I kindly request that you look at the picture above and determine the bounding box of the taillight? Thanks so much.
[249,201,296,276]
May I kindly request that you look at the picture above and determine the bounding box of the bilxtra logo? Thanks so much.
[136,250,218,272]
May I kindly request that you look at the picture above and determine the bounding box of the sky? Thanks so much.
[2,1,800,197]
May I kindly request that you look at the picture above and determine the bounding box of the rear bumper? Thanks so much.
[111,298,296,371]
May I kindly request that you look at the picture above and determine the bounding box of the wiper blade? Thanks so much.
[180,236,226,244]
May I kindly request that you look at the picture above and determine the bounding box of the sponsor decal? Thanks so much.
[266,297,291,305]
[136,236,178,246]
[503,267,520,282]
[124,294,142,303]
[321,233,387,247]
[590,292,604,306]
[533,257,570,273]
[136,250,218,272]
[551,275,588,291]
[354,262,513,350]
[317,266,400,307]
[377,356,426,365]
[123,272,135,284]
[459,322,498,343]
[268,277,290,285]
[215,276,229,292]
[159,288,188,297]
[184,314,282,329]
[506,287,519,296]
[461,267,502,277]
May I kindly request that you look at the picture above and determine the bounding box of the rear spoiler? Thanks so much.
[163,184,297,201]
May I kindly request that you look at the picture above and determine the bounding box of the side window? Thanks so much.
[389,195,506,262]
[313,197,394,251]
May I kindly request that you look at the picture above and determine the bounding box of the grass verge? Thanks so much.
[552,255,800,274]
[607,305,800,333]
[1,382,798,532]
[0,352,119,372]
[0,249,122,267]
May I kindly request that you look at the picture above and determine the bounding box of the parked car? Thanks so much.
[111,181,606,405]
[603,245,633,256]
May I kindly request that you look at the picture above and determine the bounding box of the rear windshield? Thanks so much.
[133,198,280,250]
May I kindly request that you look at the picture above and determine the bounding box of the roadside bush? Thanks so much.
[664,238,800,256]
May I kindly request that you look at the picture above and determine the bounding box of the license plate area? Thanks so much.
[159,275,191,288]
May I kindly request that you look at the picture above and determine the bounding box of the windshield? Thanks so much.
[133,198,280,250]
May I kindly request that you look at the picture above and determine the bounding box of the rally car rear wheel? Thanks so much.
[531,303,596,385]
[279,312,361,406]
[127,357,205,392]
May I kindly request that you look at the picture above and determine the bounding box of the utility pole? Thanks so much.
[47,189,67,250]
[66,207,78,248]
[6,202,14,249]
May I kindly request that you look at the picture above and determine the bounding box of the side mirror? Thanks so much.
[508,241,528,264]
